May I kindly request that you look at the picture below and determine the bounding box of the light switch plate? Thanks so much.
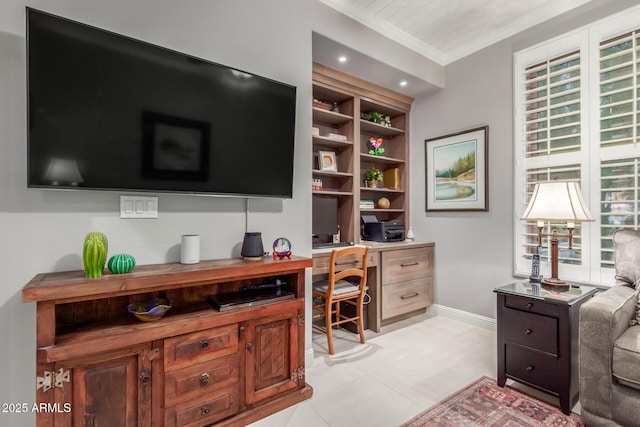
[120,196,158,219]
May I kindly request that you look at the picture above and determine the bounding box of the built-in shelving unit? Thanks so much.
[312,63,413,244]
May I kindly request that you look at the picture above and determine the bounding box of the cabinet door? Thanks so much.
[56,344,154,427]
[243,308,301,406]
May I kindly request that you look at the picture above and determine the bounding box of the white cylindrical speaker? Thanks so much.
[180,234,200,264]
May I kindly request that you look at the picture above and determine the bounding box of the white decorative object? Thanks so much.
[406,227,415,241]
[181,234,200,264]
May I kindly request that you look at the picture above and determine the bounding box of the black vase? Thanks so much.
[241,232,264,260]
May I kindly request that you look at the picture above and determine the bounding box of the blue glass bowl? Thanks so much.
[127,297,172,322]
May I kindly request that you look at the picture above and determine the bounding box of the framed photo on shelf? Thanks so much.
[318,150,337,172]
[425,125,488,212]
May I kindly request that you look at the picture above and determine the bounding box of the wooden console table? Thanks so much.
[23,256,312,427]
[312,241,434,332]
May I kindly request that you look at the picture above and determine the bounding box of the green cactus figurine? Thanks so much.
[83,231,108,278]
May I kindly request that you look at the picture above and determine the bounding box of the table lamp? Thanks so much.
[521,181,594,288]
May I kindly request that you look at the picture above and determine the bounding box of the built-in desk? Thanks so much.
[312,241,434,332]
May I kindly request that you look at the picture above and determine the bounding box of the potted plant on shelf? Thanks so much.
[361,111,391,127]
[363,167,383,188]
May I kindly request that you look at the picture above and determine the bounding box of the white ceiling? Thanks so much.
[319,0,594,65]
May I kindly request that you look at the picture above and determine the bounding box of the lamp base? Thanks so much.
[541,277,569,291]
[242,255,263,261]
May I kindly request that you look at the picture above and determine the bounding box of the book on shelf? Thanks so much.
[328,133,347,141]
[360,199,375,209]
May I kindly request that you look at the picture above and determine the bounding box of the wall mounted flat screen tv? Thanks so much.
[27,8,296,198]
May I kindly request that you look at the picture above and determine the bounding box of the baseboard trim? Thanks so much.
[432,304,496,332]
[305,347,314,367]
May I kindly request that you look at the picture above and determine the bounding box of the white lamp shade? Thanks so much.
[521,181,594,222]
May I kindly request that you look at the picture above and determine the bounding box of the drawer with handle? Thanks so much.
[502,308,558,355]
[164,383,239,427]
[382,277,431,319]
[164,324,238,371]
[165,354,239,406]
[505,344,559,394]
[382,246,432,284]
[312,250,378,274]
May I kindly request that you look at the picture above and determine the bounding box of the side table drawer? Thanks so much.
[165,324,238,371]
[382,278,431,319]
[506,344,558,393]
[382,247,432,284]
[503,308,558,355]
[503,295,559,317]
[165,354,239,406]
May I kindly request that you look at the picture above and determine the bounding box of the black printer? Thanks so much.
[363,220,406,242]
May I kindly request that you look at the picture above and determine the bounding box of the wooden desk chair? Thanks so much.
[312,246,369,355]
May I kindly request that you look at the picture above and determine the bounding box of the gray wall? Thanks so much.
[410,0,640,319]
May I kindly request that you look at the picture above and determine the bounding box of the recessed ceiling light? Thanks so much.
[400,80,408,86]
[338,56,347,63]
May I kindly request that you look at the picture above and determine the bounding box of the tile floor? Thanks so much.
[249,311,581,427]
[247,312,492,427]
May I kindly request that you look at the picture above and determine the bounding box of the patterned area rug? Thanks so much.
[401,376,584,426]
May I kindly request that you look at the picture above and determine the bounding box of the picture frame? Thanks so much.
[142,112,210,181]
[425,125,488,212]
[318,150,337,172]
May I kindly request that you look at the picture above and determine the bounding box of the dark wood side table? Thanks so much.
[495,282,597,415]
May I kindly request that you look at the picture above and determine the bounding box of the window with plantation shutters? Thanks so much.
[599,32,640,148]
[524,52,581,158]
[514,7,640,285]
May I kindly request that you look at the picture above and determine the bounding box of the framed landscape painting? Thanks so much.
[425,126,488,212]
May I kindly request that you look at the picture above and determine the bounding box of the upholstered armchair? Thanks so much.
[579,229,640,426]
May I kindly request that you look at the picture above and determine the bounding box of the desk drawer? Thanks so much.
[382,278,431,319]
[165,354,239,406]
[312,251,378,274]
[503,308,557,355]
[165,384,239,427]
[382,247,432,284]
[505,344,558,394]
[165,324,238,371]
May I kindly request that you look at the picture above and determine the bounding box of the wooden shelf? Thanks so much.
[42,298,304,363]
[360,153,405,165]
[23,256,311,303]
[312,169,353,178]
[312,108,353,125]
[360,208,404,213]
[313,135,353,148]
[360,187,404,193]
[360,120,405,136]
[312,189,353,196]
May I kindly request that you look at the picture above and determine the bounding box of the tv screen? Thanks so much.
[27,8,296,198]
[312,196,338,236]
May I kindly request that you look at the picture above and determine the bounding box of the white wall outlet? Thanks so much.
[120,196,158,219]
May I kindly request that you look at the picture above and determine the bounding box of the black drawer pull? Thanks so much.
[200,405,211,416]
[526,303,534,309]
[200,339,209,349]
[526,365,535,372]
[401,292,419,299]
[524,329,532,335]
[400,262,419,267]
